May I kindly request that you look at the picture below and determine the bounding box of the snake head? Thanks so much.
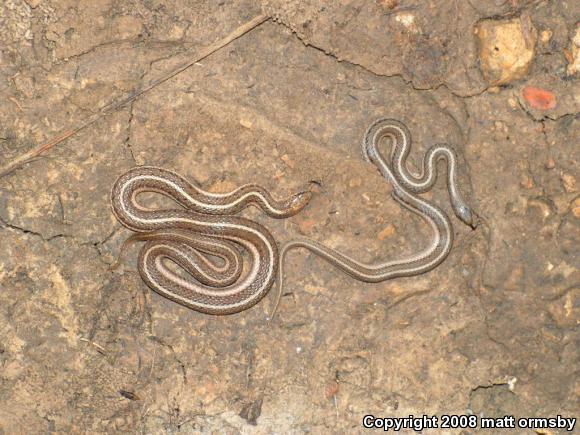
[456,205,477,229]
[289,190,313,211]
[287,180,320,214]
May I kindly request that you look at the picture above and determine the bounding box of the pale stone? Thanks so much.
[395,13,419,33]
[540,29,552,43]
[561,172,577,193]
[476,17,537,85]
[377,224,396,240]
[239,118,253,129]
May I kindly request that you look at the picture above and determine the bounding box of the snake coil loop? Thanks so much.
[111,166,311,315]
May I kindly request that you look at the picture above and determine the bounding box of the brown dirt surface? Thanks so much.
[0,0,578,433]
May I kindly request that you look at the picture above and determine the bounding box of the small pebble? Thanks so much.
[540,29,552,43]
[522,86,557,110]
[520,174,534,189]
[561,172,577,193]
[239,118,253,129]
[377,224,396,240]
[395,13,418,33]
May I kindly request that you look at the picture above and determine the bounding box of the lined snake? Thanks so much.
[110,166,312,314]
[273,118,476,316]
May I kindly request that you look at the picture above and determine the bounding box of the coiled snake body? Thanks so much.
[111,166,312,314]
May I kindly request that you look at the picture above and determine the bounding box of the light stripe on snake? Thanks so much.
[110,166,312,315]
[273,118,476,317]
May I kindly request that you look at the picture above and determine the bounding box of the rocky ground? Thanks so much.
[0,0,578,433]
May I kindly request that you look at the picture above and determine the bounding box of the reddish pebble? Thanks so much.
[522,86,557,110]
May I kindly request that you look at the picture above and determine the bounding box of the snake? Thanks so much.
[110,166,312,315]
[273,118,476,316]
